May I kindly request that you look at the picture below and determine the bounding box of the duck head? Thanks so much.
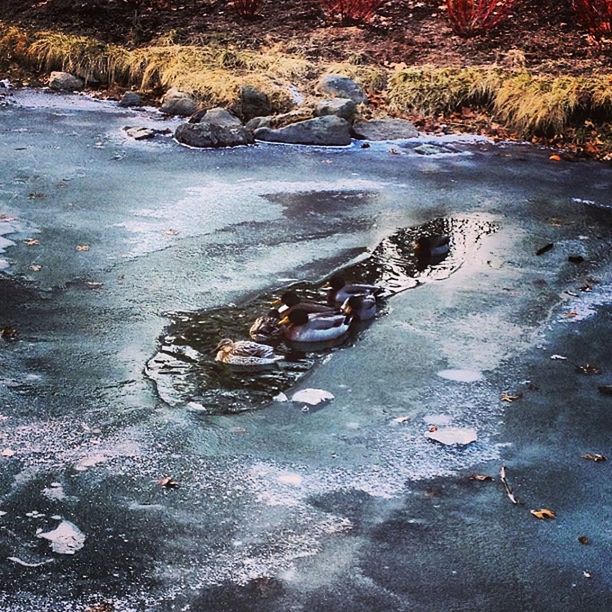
[214,338,234,354]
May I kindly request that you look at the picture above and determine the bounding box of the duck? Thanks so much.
[325,274,385,306]
[275,290,337,316]
[214,338,283,367]
[249,309,282,343]
[279,309,351,343]
[341,294,377,321]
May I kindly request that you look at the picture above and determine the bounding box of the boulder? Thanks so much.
[49,72,84,92]
[315,98,357,121]
[119,91,143,108]
[316,74,366,104]
[351,118,419,141]
[160,88,197,116]
[245,108,314,131]
[237,85,271,121]
[174,122,254,148]
[199,107,242,127]
[254,116,352,146]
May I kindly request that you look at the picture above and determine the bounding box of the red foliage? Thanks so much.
[446,0,517,36]
[572,0,612,35]
[319,0,387,24]
[233,0,262,18]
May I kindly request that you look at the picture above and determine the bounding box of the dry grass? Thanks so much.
[388,65,612,135]
[2,22,610,137]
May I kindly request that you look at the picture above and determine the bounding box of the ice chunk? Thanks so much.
[291,389,334,405]
[437,369,483,383]
[425,426,478,446]
[37,520,86,555]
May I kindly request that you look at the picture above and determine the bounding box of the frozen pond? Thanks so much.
[0,90,610,611]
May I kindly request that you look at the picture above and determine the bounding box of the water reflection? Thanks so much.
[146,217,497,414]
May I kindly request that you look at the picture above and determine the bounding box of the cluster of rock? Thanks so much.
[47,69,419,149]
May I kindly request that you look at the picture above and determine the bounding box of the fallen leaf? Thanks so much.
[581,452,606,462]
[164,228,179,236]
[568,255,585,264]
[158,476,179,489]
[501,391,523,402]
[576,363,601,375]
[0,327,17,340]
[563,311,578,319]
[469,474,493,482]
[580,284,592,292]
[389,147,401,155]
[427,424,438,432]
[530,508,556,520]
[598,385,612,395]
[75,244,90,252]
[28,192,46,200]
[30,264,42,272]
[549,154,562,161]
[24,238,39,246]
[578,535,590,545]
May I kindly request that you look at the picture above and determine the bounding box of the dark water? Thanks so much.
[146,216,497,413]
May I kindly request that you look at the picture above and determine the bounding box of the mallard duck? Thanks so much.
[214,338,283,367]
[325,274,384,305]
[341,294,377,321]
[275,290,336,316]
[279,309,351,343]
[249,309,282,343]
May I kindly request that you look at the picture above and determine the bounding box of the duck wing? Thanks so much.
[288,302,336,316]
[306,313,350,330]
[233,340,276,359]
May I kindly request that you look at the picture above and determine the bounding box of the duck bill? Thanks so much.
[271,298,283,305]
[279,316,290,326]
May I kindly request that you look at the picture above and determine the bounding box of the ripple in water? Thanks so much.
[146,217,497,414]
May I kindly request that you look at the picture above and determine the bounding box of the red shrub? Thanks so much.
[572,0,612,35]
[446,0,517,36]
[233,0,262,18]
[319,0,387,24]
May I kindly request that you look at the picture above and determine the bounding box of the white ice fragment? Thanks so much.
[277,472,303,486]
[7,557,53,567]
[550,354,568,360]
[437,369,483,383]
[391,416,410,425]
[273,392,288,402]
[0,511,6,517]
[36,520,86,555]
[291,388,334,406]
[1,448,15,457]
[425,426,478,446]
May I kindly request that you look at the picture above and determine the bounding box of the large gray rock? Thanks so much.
[237,85,271,121]
[245,108,313,131]
[174,122,254,148]
[316,74,366,104]
[254,116,352,146]
[125,127,155,140]
[315,98,357,121]
[160,88,197,116]
[49,72,84,92]
[119,91,143,108]
[200,107,242,127]
[351,118,419,141]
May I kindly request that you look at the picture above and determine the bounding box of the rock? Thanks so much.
[245,108,314,131]
[254,116,351,146]
[174,122,254,148]
[237,85,271,121]
[49,71,84,92]
[160,88,197,116]
[317,74,367,104]
[199,107,242,127]
[351,118,419,141]
[315,98,357,121]
[124,127,155,140]
[119,91,143,108]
